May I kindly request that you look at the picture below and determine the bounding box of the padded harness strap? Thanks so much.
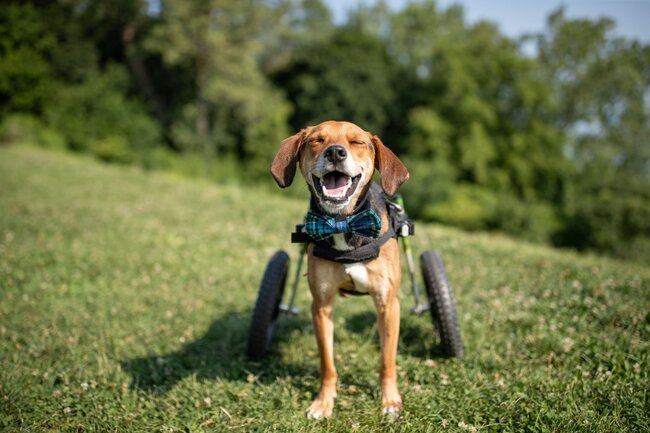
[311,226,395,263]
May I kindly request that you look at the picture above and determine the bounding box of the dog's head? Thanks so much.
[271,120,409,215]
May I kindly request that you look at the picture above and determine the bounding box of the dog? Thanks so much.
[271,120,409,418]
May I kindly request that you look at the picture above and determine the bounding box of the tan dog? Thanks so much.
[271,120,409,418]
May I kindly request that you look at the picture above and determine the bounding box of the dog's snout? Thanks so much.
[324,145,347,163]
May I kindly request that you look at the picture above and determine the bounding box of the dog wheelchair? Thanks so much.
[246,195,463,360]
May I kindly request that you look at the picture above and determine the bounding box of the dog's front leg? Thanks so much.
[305,292,337,419]
[373,290,402,416]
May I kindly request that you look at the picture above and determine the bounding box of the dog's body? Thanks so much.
[271,121,409,418]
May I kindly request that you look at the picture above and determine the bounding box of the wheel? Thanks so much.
[420,250,463,358]
[246,250,290,359]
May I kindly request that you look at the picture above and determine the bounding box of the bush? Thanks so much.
[400,160,496,231]
[0,114,65,149]
[90,136,136,164]
[490,195,560,244]
[168,89,291,181]
[557,177,650,262]
[241,92,292,182]
[401,164,560,243]
[399,157,457,216]
[45,64,161,160]
[422,184,497,231]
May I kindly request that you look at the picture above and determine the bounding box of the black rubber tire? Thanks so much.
[246,250,290,360]
[420,250,464,358]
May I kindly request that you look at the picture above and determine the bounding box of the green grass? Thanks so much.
[1,145,648,432]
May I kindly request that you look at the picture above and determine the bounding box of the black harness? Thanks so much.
[291,185,414,264]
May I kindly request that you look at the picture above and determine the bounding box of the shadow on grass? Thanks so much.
[122,307,444,395]
[345,310,445,359]
[121,310,313,395]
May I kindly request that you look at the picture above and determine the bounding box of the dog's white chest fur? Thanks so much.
[344,262,369,292]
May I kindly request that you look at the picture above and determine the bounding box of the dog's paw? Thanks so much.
[382,395,402,419]
[305,397,335,420]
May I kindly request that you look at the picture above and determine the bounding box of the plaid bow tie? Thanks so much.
[304,209,381,241]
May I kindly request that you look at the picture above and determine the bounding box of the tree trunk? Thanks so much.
[121,21,166,124]
[195,50,211,159]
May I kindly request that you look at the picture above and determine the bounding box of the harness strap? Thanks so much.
[339,288,369,297]
[311,226,395,263]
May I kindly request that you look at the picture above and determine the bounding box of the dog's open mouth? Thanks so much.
[313,171,361,203]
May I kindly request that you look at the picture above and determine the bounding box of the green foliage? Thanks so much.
[490,195,561,244]
[398,157,457,217]
[0,3,55,115]
[457,121,496,186]
[146,0,291,177]
[90,136,136,164]
[272,28,396,134]
[557,175,650,260]
[537,8,650,177]
[393,4,567,202]
[365,1,576,248]
[265,0,335,71]
[423,184,497,231]
[402,167,562,244]
[534,7,650,260]
[0,114,65,150]
[405,107,454,160]
[240,91,293,180]
[45,65,161,159]
[0,2,97,117]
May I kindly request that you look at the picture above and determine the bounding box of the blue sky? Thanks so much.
[324,0,650,42]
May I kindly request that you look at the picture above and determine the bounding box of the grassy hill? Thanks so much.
[1,145,648,432]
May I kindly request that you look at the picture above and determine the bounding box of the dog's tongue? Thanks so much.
[323,172,349,195]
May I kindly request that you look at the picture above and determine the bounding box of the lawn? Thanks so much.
[1,145,648,432]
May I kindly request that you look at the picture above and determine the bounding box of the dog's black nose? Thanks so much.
[324,145,347,163]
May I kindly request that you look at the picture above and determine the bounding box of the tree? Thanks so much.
[272,27,396,135]
[261,0,335,74]
[74,0,167,124]
[146,0,290,164]
[0,2,96,117]
[383,2,568,200]
[45,64,161,160]
[536,7,650,177]
[536,8,650,260]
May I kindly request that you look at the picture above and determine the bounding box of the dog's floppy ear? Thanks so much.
[371,134,410,196]
[270,130,305,188]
